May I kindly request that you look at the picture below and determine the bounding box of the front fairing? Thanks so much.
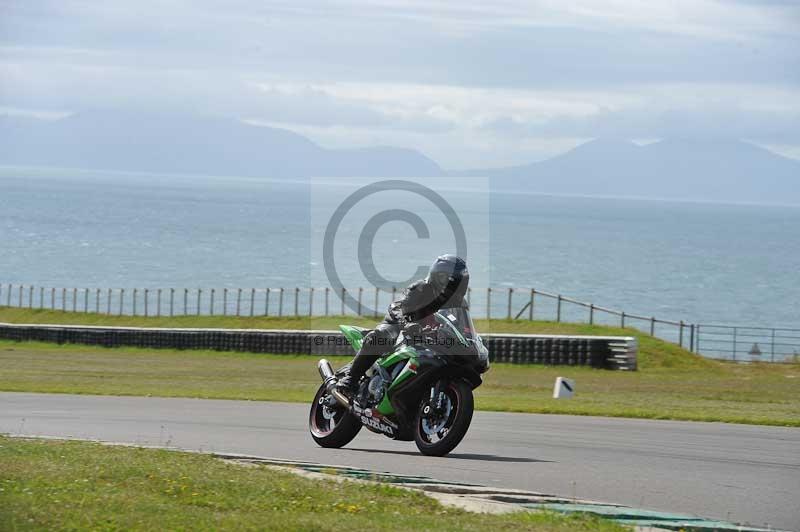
[430,307,490,373]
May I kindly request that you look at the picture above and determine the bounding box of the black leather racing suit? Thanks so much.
[346,279,463,382]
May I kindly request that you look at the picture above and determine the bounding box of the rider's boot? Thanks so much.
[336,351,379,401]
[336,331,384,401]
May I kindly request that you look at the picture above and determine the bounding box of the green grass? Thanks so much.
[0,436,622,531]
[2,340,798,426]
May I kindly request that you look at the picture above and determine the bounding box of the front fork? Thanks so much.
[423,380,447,417]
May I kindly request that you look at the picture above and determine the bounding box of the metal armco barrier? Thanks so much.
[0,323,637,370]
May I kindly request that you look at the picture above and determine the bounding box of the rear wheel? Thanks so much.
[309,384,361,448]
[414,379,473,456]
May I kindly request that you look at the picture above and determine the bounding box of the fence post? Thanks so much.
[19,285,24,308]
[107,289,112,315]
[40,286,45,309]
[28,286,34,309]
[341,288,346,316]
[170,288,174,317]
[0,284,3,306]
[249,288,255,317]
[51,288,55,310]
[650,317,655,336]
[183,289,188,316]
[374,287,379,318]
[309,288,314,317]
[223,288,228,316]
[157,289,161,317]
[589,303,595,325]
[530,289,535,321]
[133,289,137,315]
[278,288,284,316]
[6,284,11,306]
[620,311,625,328]
[678,320,684,347]
[210,289,216,315]
[265,288,270,316]
[486,288,492,320]
[325,287,329,316]
[696,324,701,354]
[507,288,513,319]
[771,329,775,362]
[357,287,363,316]
[196,289,202,316]
[236,288,242,317]
[557,295,562,323]
[83,288,88,313]
[62,288,67,311]
[391,286,397,303]
[95,288,100,312]
[119,289,124,315]
[144,289,149,317]
[293,287,299,316]
[689,324,695,353]
[732,327,737,361]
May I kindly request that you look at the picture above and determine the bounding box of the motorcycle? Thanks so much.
[309,306,490,456]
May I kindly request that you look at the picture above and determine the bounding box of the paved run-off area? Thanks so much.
[1,392,798,530]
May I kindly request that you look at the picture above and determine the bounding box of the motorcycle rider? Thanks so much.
[337,254,469,400]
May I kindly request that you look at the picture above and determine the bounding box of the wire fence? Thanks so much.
[695,325,800,363]
[1,283,797,363]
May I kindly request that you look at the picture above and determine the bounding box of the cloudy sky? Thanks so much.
[1,0,798,168]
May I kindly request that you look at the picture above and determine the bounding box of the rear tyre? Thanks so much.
[309,384,361,448]
[414,379,474,456]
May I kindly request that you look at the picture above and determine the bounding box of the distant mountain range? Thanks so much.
[0,110,442,178]
[456,137,800,204]
[2,110,798,204]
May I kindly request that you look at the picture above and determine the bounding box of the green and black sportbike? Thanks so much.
[309,306,490,456]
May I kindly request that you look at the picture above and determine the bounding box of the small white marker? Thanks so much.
[553,377,575,399]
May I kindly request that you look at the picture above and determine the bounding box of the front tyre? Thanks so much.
[414,380,474,456]
[309,384,361,448]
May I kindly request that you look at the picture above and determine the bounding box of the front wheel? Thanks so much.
[414,379,474,456]
[309,384,361,448]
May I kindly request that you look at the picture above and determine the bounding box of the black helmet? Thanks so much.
[427,254,469,302]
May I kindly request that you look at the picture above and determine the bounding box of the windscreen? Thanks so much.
[434,307,476,341]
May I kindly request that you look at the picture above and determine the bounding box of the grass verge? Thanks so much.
[1,340,798,426]
[0,436,622,531]
[0,307,716,369]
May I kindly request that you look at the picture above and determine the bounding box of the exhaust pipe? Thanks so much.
[317,359,350,409]
[317,358,336,383]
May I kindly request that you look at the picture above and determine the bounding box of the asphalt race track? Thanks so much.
[2,392,798,530]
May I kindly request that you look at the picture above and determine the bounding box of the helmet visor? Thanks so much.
[430,271,452,291]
